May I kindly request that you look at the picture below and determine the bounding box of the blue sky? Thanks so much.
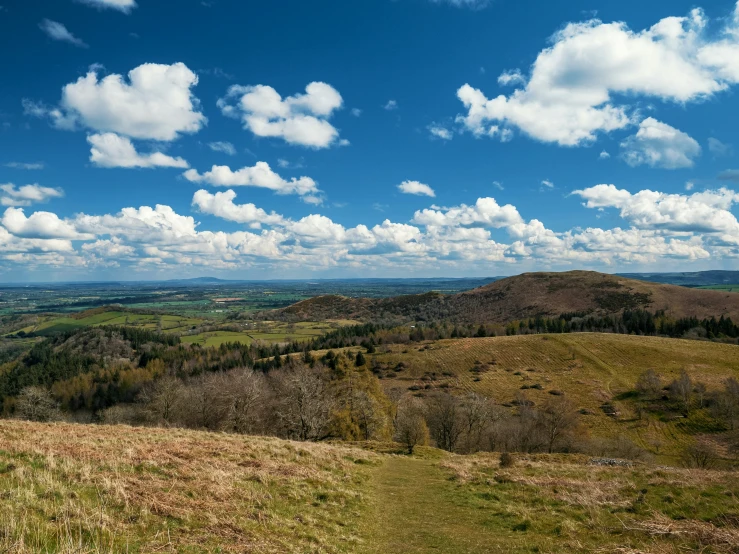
[1,0,739,281]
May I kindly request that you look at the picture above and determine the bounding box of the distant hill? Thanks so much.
[619,270,739,287]
[279,270,739,323]
[165,277,236,284]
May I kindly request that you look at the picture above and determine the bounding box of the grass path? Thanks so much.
[361,455,498,553]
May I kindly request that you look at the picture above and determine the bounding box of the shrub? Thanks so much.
[499,451,515,468]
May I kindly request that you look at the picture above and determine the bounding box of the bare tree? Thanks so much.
[514,392,546,453]
[426,392,463,453]
[681,439,719,469]
[15,387,61,422]
[636,369,662,397]
[181,374,231,430]
[694,382,707,409]
[670,370,693,415]
[713,377,739,430]
[139,376,185,425]
[460,393,497,453]
[272,363,334,441]
[394,397,429,455]
[538,396,578,453]
[226,369,268,435]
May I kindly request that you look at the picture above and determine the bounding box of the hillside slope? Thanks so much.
[279,271,739,323]
[370,333,739,459]
[4,421,739,553]
[0,421,377,553]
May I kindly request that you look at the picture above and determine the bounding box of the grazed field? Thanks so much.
[372,334,739,459]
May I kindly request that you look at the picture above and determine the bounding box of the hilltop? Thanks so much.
[279,270,739,323]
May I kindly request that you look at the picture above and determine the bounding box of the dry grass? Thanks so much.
[2,421,739,553]
[440,453,739,553]
[374,333,739,458]
[0,421,377,553]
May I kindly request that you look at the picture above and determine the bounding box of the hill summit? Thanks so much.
[279,270,739,323]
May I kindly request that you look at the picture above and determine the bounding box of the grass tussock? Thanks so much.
[0,420,377,553]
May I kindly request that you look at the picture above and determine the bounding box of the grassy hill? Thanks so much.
[3,422,739,553]
[369,333,739,461]
[279,271,739,323]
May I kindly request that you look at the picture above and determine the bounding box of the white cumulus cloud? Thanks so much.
[620,118,701,169]
[218,82,343,148]
[456,4,739,146]
[0,184,64,207]
[192,189,286,227]
[88,133,189,169]
[31,63,206,141]
[428,125,453,140]
[2,208,88,240]
[573,184,739,235]
[208,141,236,156]
[183,162,319,196]
[398,181,436,197]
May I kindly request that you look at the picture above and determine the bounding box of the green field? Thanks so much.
[181,330,255,347]
[5,307,363,350]
[181,320,358,347]
[12,311,205,337]
[699,284,739,293]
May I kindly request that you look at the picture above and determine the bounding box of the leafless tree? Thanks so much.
[538,396,578,453]
[272,363,334,441]
[139,375,185,425]
[426,392,463,452]
[352,389,388,441]
[694,382,707,409]
[459,393,497,453]
[713,377,739,430]
[225,369,268,435]
[394,397,429,455]
[670,370,693,415]
[636,369,662,397]
[15,387,61,422]
[681,439,720,469]
[181,374,231,430]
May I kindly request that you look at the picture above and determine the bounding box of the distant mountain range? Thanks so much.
[169,271,739,288]
[1,270,737,288]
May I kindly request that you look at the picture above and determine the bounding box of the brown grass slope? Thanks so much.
[451,270,739,322]
[0,421,377,553]
[371,333,739,461]
[279,271,739,323]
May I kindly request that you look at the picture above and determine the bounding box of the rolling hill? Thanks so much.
[369,332,739,460]
[279,270,739,323]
